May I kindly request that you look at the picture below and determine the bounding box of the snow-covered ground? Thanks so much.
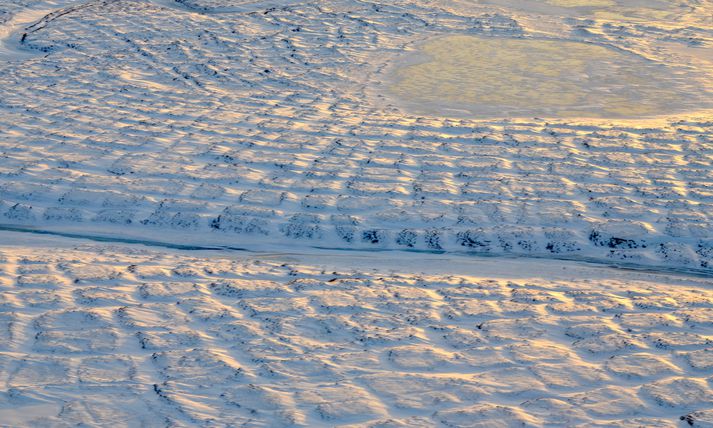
[0,0,711,272]
[0,0,712,425]
[0,232,712,426]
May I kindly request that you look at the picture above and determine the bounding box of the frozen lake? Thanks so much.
[388,35,710,119]
[466,0,679,18]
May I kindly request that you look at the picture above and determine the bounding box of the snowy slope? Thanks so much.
[0,0,711,272]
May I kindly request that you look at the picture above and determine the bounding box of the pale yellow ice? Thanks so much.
[389,36,706,118]
[546,0,614,7]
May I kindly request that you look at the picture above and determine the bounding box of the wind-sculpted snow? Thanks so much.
[1,239,713,426]
[0,0,711,271]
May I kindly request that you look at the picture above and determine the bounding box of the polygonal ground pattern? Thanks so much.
[0,244,712,426]
[0,0,711,270]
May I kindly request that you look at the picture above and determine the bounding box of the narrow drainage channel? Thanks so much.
[0,224,710,279]
[0,224,248,252]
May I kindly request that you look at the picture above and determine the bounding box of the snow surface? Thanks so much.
[0,0,711,272]
[0,232,713,426]
[0,0,712,425]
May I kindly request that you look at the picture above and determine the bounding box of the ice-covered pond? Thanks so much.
[388,35,710,119]
[472,0,680,19]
